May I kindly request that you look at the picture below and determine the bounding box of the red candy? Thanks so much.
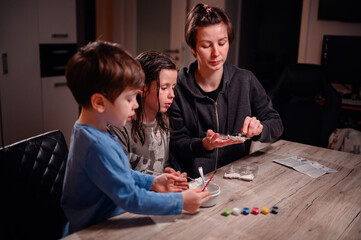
[252,207,260,215]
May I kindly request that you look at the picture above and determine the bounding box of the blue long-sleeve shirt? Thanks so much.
[61,122,183,234]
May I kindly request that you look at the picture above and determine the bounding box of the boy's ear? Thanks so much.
[191,49,196,57]
[91,93,106,113]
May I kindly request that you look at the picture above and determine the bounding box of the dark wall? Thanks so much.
[238,0,303,92]
[76,0,96,47]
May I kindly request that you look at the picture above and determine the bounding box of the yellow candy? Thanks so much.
[261,207,270,215]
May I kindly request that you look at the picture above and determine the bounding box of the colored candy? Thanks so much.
[261,207,270,215]
[242,207,250,215]
[252,207,260,215]
[223,208,231,216]
[232,207,241,216]
[222,206,279,216]
[271,206,279,214]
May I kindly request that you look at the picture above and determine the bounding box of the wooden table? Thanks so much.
[62,140,361,240]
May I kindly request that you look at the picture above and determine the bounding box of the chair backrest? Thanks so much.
[269,64,341,147]
[0,130,68,240]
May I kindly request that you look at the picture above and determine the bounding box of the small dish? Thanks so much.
[189,177,221,207]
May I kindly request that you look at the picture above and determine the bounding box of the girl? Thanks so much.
[110,51,183,176]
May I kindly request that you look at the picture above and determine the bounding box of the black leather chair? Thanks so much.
[0,130,68,240]
[269,64,341,148]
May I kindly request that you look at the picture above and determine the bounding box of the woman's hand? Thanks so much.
[202,116,263,151]
[202,129,243,151]
[242,116,263,137]
[150,173,188,193]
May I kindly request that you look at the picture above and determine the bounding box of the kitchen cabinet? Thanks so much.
[42,76,78,144]
[0,0,78,147]
[38,0,77,44]
[0,0,43,147]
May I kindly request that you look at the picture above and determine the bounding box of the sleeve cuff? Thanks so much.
[191,138,214,156]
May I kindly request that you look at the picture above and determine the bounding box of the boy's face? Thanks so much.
[144,69,177,115]
[105,87,139,127]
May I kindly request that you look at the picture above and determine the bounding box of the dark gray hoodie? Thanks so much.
[170,61,283,178]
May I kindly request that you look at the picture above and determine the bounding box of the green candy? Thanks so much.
[223,208,231,216]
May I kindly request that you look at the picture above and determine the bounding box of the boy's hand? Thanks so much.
[182,188,212,213]
[150,173,188,193]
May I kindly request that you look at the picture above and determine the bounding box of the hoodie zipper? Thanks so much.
[206,95,220,171]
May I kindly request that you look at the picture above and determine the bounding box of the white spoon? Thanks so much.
[198,166,205,188]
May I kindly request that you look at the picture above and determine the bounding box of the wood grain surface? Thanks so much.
[63,140,361,240]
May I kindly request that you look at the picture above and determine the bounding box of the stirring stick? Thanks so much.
[202,173,215,192]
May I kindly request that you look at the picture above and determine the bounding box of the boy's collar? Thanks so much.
[106,124,119,141]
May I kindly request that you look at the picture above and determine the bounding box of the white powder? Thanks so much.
[224,172,254,181]
[189,177,204,189]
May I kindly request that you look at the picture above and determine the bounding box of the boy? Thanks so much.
[61,41,211,234]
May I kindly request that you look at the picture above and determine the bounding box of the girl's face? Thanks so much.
[105,87,139,127]
[193,22,229,72]
[144,69,177,116]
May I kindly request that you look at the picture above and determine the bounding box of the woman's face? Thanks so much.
[193,22,229,72]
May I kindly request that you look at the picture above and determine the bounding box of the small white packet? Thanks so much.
[223,163,258,181]
[218,134,250,142]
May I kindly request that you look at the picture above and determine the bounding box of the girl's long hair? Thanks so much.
[132,51,177,145]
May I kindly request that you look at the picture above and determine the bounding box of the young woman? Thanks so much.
[110,51,183,176]
[169,4,284,178]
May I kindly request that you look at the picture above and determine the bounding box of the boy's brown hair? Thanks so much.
[66,41,144,107]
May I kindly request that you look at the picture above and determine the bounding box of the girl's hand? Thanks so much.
[164,167,187,179]
[164,167,188,190]
[150,173,188,193]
